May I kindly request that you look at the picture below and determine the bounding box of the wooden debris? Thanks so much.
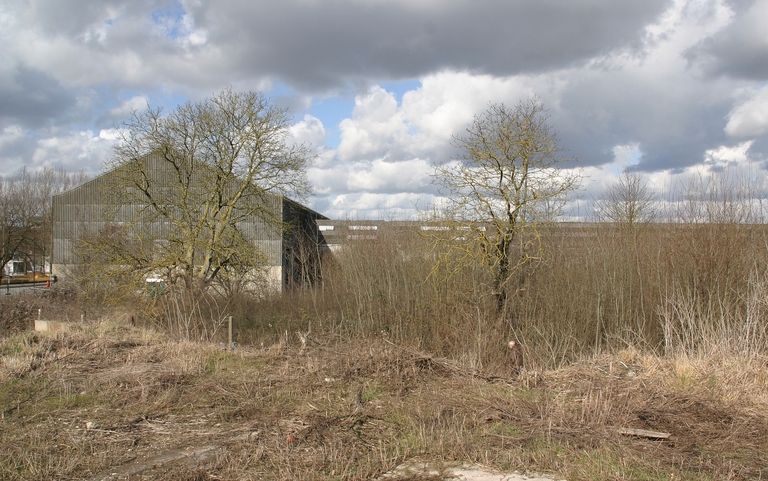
[618,427,671,439]
[88,445,223,480]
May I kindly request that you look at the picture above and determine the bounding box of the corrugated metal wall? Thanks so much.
[52,169,121,265]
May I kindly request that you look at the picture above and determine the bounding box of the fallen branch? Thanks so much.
[618,427,671,439]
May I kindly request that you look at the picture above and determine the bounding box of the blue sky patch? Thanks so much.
[380,79,422,105]
[150,2,188,40]
[307,96,356,149]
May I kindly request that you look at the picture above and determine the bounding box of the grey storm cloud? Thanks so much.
[0,67,76,129]
[748,136,768,162]
[685,0,768,80]
[2,0,673,95]
[189,0,671,90]
[555,69,736,171]
[3,0,768,219]
[19,0,148,37]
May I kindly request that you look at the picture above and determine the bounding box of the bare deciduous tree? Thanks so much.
[431,98,580,312]
[1,167,87,280]
[593,171,658,231]
[0,176,29,278]
[91,88,313,290]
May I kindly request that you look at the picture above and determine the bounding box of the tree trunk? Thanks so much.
[494,234,512,312]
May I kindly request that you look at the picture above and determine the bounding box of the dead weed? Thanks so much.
[1,324,767,480]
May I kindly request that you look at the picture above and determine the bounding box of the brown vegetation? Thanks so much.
[2,171,768,479]
[1,322,767,480]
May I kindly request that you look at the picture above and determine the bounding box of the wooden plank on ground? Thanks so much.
[618,427,671,439]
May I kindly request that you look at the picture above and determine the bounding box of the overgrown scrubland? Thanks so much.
[242,217,768,374]
[2,175,768,479]
[1,322,767,480]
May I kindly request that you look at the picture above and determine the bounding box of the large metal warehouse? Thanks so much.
[51,152,327,291]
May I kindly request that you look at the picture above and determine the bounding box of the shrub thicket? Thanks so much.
[240,171,768,372]
[47,171,768,372]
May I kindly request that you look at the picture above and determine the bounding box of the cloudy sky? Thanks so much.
[1,0,767,219]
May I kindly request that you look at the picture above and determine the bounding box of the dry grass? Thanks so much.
[2,321,767,480]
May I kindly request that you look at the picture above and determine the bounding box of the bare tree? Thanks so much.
[92,88,314,290]
[1,167,87,280]
[0,175,29,279]
[431,98,580,312]
[593,171,657,231]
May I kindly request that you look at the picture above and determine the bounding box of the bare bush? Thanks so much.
[660,267,768,357]
[154,284,230,342]
[27,169,768,374]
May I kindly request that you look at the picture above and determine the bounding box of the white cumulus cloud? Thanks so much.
[338,86,408,161]
[725,86,768,139]
[30,129,119,174]
[108,96,150,118]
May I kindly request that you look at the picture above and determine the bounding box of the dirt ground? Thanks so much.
[2,321,767,480]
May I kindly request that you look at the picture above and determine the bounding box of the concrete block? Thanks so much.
[34,320,68,333]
